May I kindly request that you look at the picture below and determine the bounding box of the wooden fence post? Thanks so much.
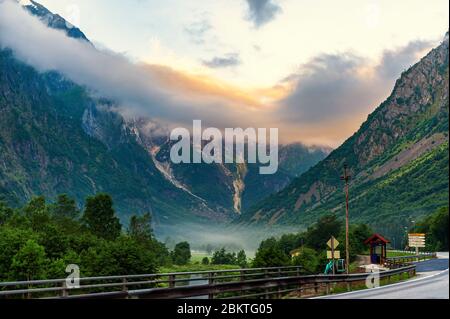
[168,275,175,288]
[208,272,215,299]
[61,281,68,297]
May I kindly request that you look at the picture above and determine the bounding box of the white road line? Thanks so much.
[311,267,449,299]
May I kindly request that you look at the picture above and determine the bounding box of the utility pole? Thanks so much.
[331,236,336,275]
[340,164,351,274]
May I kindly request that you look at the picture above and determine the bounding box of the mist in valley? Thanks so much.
[154,222,304,257]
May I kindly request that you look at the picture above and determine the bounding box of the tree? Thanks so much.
[10,240,48,281]
[278,233,303,255]
[51,194,79,220]
[82,193,121,240]
[292,247,319,274]
[201,257,210,265]
[80,236,157,277]
[171,242,191,265]
[128,213,153,243]
[338,223,373,261]
[23,196,47,217]
[0,227,38,281]
[252,238,291,268]
[0,201,13,226]
[211,248,237,265]
[38,224,69,259]
[413,206,449,251]
[429,207,449,251]
[23,196,50,231]
[236,250,247,268]
[46,250,81,279]
[305,214,342,250]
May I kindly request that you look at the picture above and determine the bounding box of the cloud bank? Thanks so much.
[0,0,266,130]
[245,0,282,28]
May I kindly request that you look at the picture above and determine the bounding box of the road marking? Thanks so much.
[311,267,449,299]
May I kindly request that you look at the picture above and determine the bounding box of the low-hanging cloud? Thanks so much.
[278,40,434,125]
[0,0,265,130]
[245,0,282,28]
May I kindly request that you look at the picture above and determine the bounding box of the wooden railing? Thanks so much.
[0,264,417,299]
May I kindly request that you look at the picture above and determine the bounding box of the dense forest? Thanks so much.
[410,206,449,251]
[0,193,447,282]
[0,193,172,281]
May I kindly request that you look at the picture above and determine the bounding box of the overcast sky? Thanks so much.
[6,0,450,146]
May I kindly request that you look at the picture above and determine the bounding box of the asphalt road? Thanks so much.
[316,252,449,299]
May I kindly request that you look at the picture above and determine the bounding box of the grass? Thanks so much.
[348,261,361,273]
[159,251,239,273]
[386,250,416,257]
[159,264,238,273]
[190,251,212,264]
[158,251,247,273]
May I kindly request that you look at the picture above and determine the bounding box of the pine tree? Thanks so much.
[82,193,121,240]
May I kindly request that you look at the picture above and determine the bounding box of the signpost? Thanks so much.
[326,250,340,259]
[408,233,426,259]
[327,236,340,275]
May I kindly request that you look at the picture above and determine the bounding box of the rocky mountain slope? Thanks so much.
[24,0,89,42]
[238,33,449,243]
[143,139,329,213]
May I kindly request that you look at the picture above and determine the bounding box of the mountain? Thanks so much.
[237,33,449,244]
[23,0,89,42]
[142,138,330,213]
[0,2,328,237]
[0,48,230,230]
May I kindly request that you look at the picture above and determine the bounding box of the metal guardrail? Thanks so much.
[385,252,436,268]
[0,264,417,299]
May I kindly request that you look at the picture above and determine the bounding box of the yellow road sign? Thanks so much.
[327,250,340,259]
[327,236,339,249]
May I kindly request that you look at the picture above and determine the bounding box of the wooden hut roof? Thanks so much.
[364,233,390,245]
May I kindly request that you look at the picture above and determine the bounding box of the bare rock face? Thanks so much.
[356,33,449,165]
[24,0,90,42]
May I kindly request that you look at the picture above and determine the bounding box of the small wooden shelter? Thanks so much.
[364,233,390,265]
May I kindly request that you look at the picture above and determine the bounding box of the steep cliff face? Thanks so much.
[136,135,329,215]
[238,34,449,242]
